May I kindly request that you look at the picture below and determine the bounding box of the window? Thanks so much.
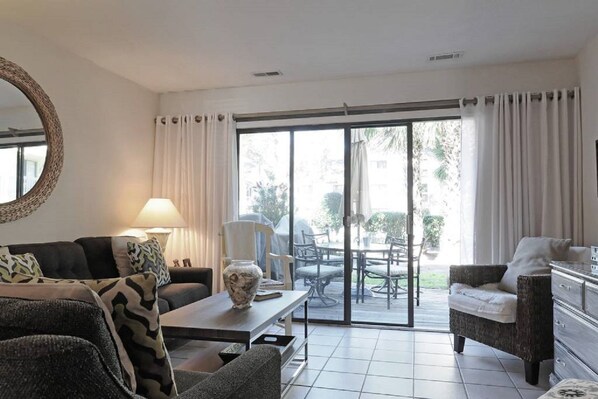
[0,143,47,202]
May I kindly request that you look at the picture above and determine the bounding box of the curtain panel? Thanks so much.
[460,88,583,264]
[153,114,238,292]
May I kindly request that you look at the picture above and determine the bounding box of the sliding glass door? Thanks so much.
[237,118,459,329]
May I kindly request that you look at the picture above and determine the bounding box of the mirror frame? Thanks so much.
[0,57,63,223]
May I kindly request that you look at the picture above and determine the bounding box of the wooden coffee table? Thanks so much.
[161,290,309,396]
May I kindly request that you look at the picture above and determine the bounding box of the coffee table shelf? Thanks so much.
[161,291,309,398]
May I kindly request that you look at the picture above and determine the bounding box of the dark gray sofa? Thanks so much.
[0,297,281,399]
[6,236,213,313]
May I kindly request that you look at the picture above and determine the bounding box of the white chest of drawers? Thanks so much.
[551,261,598,385]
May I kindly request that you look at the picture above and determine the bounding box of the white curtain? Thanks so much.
[153,114,238,292]
[460,88,583,264]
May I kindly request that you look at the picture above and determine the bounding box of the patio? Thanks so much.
[293,263,450,330]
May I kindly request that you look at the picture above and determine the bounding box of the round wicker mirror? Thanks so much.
[0,57,63,223]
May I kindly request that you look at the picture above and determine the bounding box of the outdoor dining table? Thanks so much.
[317,241,392,303]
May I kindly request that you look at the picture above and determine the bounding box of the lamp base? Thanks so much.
[145,228,171,250]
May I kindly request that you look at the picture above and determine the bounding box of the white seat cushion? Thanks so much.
[365,264,407,277]
[448,283,517,323]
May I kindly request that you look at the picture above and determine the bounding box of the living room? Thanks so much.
[1,1,598,399]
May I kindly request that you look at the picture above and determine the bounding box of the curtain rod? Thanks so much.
[461,89,576,106]
[155,114,226,124]
[233,99,460,123]
[154,89,576,124]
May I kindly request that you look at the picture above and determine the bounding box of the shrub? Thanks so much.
[423,215,444,248]
[364,212,407,239]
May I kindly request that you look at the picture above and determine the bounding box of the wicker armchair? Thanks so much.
[449,264,553,385]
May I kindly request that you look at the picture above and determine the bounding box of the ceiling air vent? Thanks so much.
[252,70,283,77]
[428,52,464,62]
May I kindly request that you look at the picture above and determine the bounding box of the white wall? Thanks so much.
[160,58,579,117]
[0,22,158,245]
[578,34,598,246]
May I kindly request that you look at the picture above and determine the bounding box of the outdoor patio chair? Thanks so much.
[362,237,425,309]
[293,241,344,307]
[302,229,344,264]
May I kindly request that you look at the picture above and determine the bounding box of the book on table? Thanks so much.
[254,289,283,301]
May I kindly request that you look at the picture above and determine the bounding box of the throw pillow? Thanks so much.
[499,236,572,294]
[112,236,141,277]
[10,272,178,399]
[0,282,137,391]
[127,238,171,287]
[0,253,43,282]
[0,246,10,256]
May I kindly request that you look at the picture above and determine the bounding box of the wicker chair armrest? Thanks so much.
[515,274,553,361]
[449,264,508,287]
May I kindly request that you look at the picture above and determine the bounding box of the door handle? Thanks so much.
[555,320,566,329]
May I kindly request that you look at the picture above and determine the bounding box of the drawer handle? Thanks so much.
[555,320,566,329]
[558,283,571,291]
[555,358,566,368]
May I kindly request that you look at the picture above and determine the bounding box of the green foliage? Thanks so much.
[364,212,407,240]
[314,192,343,233]
[423,215,444,248]
[251,177,288,226]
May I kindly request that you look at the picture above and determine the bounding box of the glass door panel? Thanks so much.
[292,129,346,322]
[238,132,290,281]
[350,126,411,326]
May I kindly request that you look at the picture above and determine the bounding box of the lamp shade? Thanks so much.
[132,198,186,228]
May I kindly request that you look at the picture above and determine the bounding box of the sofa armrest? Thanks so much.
[178,345,281,399]
[168,267,213,296]
[449,264,508,287]
[516,274,553,361]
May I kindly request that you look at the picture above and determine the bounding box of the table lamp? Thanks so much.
[132,198,186,249]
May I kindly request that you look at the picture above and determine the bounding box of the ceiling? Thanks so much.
[2,0,598,93]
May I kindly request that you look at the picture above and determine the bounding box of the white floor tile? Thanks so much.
[519,388,545,399]
[332,346,375,360]
[309,344,336,357]
[460,345,497,358]
[359,393,411,399]
[413,379,466,399]
[285,385,310,399]
[313,371,366,391]
[461,369,514,387]
[306,356,328,370]
[466,383,522,399]
[306,387,361,399]
[309,334,343,346]
[324,357,370,374]
[457,355,505,371]
[499,359,524,373]
[293,369,321,387]
[362,375,414,397]
[372,349,413,364]
[415,342,455,355]
[378,330,414,341]
[377,339,414,351]
[414,365,462,383]
[311,326,348,337]
[344,328,381,339]
[339,337,378,348]
[368,361,413,378]
[414,332,451,344]
[414,352,458,367]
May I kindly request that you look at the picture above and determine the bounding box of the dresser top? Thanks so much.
[551,261,598,284]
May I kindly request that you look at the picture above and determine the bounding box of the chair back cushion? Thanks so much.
[0,334,136,399]
[499,236,572,294]
[75,236,120,279]
[0,296,127,385]
[7,241,92,279]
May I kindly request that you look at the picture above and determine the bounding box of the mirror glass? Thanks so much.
[0,79,46,203]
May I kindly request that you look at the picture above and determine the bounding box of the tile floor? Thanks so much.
[169,324,551,399]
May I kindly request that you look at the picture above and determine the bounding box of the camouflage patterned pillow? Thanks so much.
[127,238,171,287]
[10,272,177,399]
[0,253,43,282]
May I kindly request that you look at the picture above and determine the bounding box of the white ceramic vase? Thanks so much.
[222,261,263,309]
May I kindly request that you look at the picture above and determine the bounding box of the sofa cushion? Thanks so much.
[0,253,43,282]
[158,283,209,310]
[449,282,517,323]
[0,284,136,391]
[128,238,171,287]
[75,237,120,279]
[157,297,170,314]
[0,247,9,256]
[111,236,141,277]
[499,236,572,294]
[7,242,92,279]
[11,273,178,399]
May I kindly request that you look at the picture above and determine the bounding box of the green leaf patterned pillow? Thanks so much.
[127,238,171,287]
[10,272,178,399]
[0,253,43,282]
